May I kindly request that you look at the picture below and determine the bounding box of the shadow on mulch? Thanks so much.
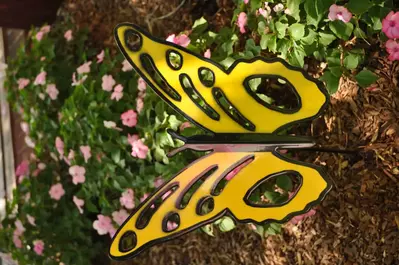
[58,1,399,264]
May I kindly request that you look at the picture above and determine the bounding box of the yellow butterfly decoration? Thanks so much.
[110,23,332,260]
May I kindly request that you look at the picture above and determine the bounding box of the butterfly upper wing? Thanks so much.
[114,23,328,134]
[109,151,331,260]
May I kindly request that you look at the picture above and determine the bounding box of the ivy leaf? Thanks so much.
[288,23,305,40]
[287,0,302,20]
[218,217,236,232]
[320,70,340,94]
[275,22,288,39]
[264,191,281,203]
[257,21,266,35]
[168,115,181,131]
[301,29,317,45]
[277,39,291,58]
[260,34,270,50]
[343,53,360,70]
[276,175,293,191]
[201,224,215,236]
[355,69,379,88]
[329,21,354,41]
[264,223,282,235]
[347,0,373,15]
[304,0,334,28]
[288,46,306,67]
[192,17,208,34]
[318,32,337,46]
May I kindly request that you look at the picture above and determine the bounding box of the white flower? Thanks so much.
[24,136,35,148]
[273,3,284,13]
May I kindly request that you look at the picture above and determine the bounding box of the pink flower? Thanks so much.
[34,71,47,85]
[49,183,65,200]
[111,84,124,101]
[382,11,399,39]
[127,134,139,145]
[33,240,45,255]
[46,84,59,100]
[72,73,87,86]
[55,137,64,157]
[167,221,178,231]
[166,34,191,47]
[17,78,30,89]
[204,49,211,58]
[109,226,117,238]
[154,177,164,188]
[64,149,75,165]
[40,25,51,34]
[77,61,92,74]
[136,97,144,113]
[328,4,352,23]
[140,193,149,202]
[15,160,29,176]
[102,75,116,91]
[73,196,85,214]
[244,0,249,4]
[80,146,91,163]
[122,59,133,72]
[237,12,248,34]
[20,122,29,134]
[225,159,252,180]
[27,215,36,226]
[112,209,129,226]
[69,165,86,185]
[93,215,113,235]
[131,138,149,159]
[179,121,191,131]
[97,50,105,63]
[36,31,44,41]
[386,39,399,61]
[121,110,138,127]
[13,232,22,248]
[15,220,26,234]
[64,30,73,41]
[137,77,147,92]
[120,189,135,209]
[290,209,316,225]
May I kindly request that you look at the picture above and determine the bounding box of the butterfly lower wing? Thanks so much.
[114,23,328,134]
[109,151,331,260]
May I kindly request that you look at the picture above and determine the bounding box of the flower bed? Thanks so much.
[1,0,398,264]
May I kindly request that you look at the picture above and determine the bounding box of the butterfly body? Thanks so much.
[110,23,332,260]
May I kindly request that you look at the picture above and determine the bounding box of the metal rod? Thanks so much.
[285,147,362,154]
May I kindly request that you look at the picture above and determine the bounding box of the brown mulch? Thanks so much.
[57,1,399,264]
[59,0,234,54]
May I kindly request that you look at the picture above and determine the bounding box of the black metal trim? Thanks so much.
[139,53,182,101]
[212,87,256,131]
[179,73,220,121]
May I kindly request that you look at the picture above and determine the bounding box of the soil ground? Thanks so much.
[59,1,399,264]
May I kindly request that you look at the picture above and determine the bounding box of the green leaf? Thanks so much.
[354,27,367,39]
[347,0,373,15]
[276,175,293,191]
[264,223,282,235]
[218,216,236,232]
[320,70,341,94]
[168,115,181,131]
[277,39,291,58]
[264,191,281,203]
[257,21,266,35]
[275,22,288,39]
[85,199,99,213]
[329,21,354,41]
[343,53,360,70]
[301,29,317,45]
[304,0,334,28]
[192,17,208,34]
[288,46,306,67]
[355,69,379,88]
[260,34,270,50]
[111,149,121,163]
[267,35,277,52]
[245,39,261,56]
[288,23,305,40]
[201,224,215,236]
[319,32,337,46]
[287,0,302,20]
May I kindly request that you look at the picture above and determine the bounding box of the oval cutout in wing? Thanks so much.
[162,212,180,232]
[166,50,183,70]
[244,171,302,207]
[196,196,215,216]
[244,75,301,114]
[136,183,179,229]
[124,30,142,52]
[119,231,137,253]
